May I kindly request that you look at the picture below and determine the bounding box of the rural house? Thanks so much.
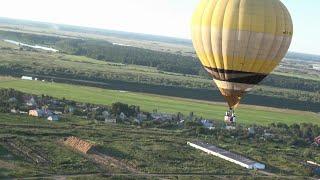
[119,112,127,120]
[201,120,214,130]
[48,115,59,121]
[151,113,172,122]
[105,118,117,124]
[29,109,45,117]
[26,97,37,107]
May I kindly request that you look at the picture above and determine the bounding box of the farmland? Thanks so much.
[0,77,319,126]
[0,113,249,179]
[0,110,318,179]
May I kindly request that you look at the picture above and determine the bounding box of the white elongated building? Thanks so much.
[188,141,265,170]
[21,76,33,80]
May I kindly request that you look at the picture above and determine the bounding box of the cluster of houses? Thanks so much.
[7,91,182,125]
[6,81,220,129]
[29,109,59,121]
[8,90,317,146]
[7,94,314,146]
[10,96,61,122]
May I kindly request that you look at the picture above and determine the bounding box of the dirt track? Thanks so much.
[89,150,140,174]
[60,137,140,174]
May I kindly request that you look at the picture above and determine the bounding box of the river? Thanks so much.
[4,39,59,52]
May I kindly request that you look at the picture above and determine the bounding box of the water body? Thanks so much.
[4,39,59,52]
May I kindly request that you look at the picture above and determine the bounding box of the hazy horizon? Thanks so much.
[0,0,319,55]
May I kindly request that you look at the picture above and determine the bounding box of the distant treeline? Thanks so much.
[56,39,201,75]
[287,52,320,62]
[1,30,320,92]
[262,74,320,93]
[0,30,201,75]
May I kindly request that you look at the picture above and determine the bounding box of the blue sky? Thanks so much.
[0,0,319,55]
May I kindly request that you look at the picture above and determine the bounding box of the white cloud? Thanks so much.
[0,0,198,38]
[0,0,319,54]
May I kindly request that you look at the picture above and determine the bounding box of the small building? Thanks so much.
[21,76,33,80]
[19,111,28,114]
[48,115,59,121]
[102,111,110,119]
[43,109,53,117]
[201,120,214,130]
[119,112,127,120]
[188,141,266,170]
[137,113,147,121]
[10,109,18,114]
[264,132,274,138]
[105,118,117,124]
[8,97,17,103]
[151,113,172,122]
[226,126,236,130]
[29,109,44,117]
[177,119,185,125]
[26,97,37,107]
[134,118,142,124]
[68,107,75,113]
[248,127,255,135]
[54,111,63,115]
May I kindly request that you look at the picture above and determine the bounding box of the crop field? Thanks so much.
[0,78,319,126]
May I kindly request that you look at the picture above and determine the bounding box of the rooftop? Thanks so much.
[192,141,258,166]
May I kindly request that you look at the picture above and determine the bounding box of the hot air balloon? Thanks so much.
[191,0,293,123]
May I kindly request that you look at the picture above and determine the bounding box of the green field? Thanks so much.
[0,78,319,126]
[0,113,250,178]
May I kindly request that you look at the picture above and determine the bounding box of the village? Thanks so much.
[3,81,218,129]
[2,76,220,129]
[2,87,320,145]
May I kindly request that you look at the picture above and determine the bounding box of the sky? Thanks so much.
[0,0,319,55]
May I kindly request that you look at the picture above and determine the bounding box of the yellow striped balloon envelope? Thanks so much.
[191,0,293,109]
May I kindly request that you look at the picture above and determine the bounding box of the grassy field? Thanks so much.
[0,112,318,178]
[0,113,251,178]
[274,72,320,82]
[0,78,319,126]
